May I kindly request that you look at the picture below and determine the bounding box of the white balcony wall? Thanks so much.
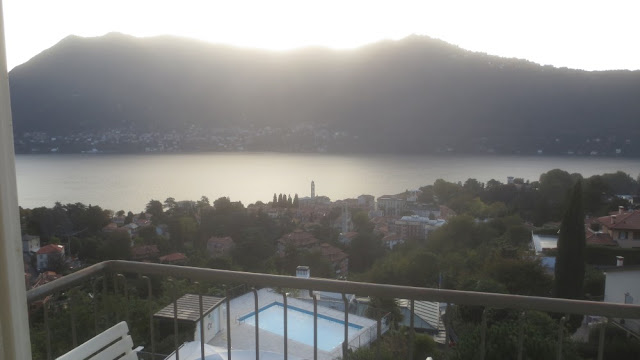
[0,0,33,358]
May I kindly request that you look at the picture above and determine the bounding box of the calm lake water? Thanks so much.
[14,153,640,212]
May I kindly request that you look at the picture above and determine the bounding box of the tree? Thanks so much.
[145,200,164,223]
[196,196,210,209]
[554,180,586,300]
[293,194,299,208]
[273,193,277,204]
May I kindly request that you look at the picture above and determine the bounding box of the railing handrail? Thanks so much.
[26,260,640,319]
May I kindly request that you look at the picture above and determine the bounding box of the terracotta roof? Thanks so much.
[341,232,359,239]
[320,243,348,262]
[382,233,402,243]
[131,245,159,259]
[36,244,64,255]
[159,252,187,263]
[585,231,617,246]
[595,210,640,230]
[278,231,319,248]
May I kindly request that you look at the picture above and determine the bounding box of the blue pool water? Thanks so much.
[239,302,363,352]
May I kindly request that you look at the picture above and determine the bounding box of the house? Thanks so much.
[319,243,349,276]
[112,216,126,226]
[22,234,40,253]
[159,252,187,265]
[206,236,234,258]
[396,299,446,344]
[603,262,640,334]
[382,233,403,249]
[591,208,640,248]
[131,245,160,261]
[36,244,65,272]
[338,231,358,245]
[277,231,320,254]
[357,194,375,208]
[393,215,445,241]
[377,195,406,216]
[122,223,139,237]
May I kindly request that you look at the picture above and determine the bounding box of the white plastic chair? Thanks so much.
[56,321,136,360]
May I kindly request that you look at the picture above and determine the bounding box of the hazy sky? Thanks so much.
[2,0,639,71]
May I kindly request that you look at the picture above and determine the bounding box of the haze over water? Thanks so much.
[15,153,640,212]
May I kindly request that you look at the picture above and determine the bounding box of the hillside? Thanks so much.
[9,33,640,155]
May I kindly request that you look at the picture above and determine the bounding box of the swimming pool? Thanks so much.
[238,302,363,352]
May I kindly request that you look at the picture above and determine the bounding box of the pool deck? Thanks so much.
[208,288,377,360]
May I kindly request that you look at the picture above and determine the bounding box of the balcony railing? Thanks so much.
[26,260,640,360]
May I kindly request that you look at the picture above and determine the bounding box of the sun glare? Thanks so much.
[2,0,639,70]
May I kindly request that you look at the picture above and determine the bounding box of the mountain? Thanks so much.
[9,33,640,155]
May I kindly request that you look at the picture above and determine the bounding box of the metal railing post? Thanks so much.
[376,309,382,360]
[283,292,288,360]
[597,318,608,360]
[225,286,231,360]
[252,288,260,360]
[480,308,488,360]
[44,300,52,360]
[170,278,179,360]
[342,293,349,360]
[409,299,415,360]
[310,290,318,360]
[517,311,525,360]
[70,289,78,348]
[117,274,128,323]
[142,276,155,358]
[557,316,566,360]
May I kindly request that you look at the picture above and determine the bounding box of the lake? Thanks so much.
[14,153,640,212]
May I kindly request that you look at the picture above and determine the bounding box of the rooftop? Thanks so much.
[155,293,225,322]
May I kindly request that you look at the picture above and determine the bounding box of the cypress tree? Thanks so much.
[278,193,283,206]
[553,180,586,299]
[273,193,277,205]
[293,194,299,208]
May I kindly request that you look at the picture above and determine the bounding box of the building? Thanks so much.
[159,252,187,265]
[357,194,375,208]
[36,244,65,272]
[154,294,225,344]
[338,231,358,245]
[591,208,640,248]
[396,299,446,344]
[277,231,320,254]
[131,245,160,261]
[604,262,640,334]
[207,236,234,258]
[376,195,406,216]
[319,243,349,276]
[393,215,445,241]
[22,234,40,253]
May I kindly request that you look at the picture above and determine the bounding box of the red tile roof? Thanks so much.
[595,210,640,230]
[278,231,319,248]
[36,244,64,255]
[320,243,348,262]
[159,252,187,263]
[585,231,617,246]
[131,245,159,259]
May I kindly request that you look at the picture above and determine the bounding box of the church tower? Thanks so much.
[311,181,315,199]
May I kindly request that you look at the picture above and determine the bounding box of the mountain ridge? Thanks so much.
[9,33,640,155]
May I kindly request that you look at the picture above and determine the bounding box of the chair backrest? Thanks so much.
[56,321,137,360]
